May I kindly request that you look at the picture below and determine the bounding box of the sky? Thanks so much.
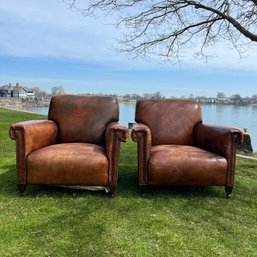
[0,0,257,98]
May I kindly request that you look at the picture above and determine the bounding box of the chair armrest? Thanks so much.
[194,123,244,188]
[131,123,152,185]
[10,120,58,154]
[9,120,58,185]
[105,122,129,188]
[194,123,244,158]
[105,122,129,150]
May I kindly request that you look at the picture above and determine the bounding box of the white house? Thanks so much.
[18,87,35,99]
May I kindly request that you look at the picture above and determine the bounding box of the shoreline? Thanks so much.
[0,106,47,115]
[1,97,257,107]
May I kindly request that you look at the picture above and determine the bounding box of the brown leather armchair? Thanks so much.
[131,99,244,197]
[10,95,128,196]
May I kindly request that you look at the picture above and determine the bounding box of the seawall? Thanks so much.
[0,98,49,109]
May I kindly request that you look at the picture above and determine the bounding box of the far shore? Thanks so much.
[1,97,257,110]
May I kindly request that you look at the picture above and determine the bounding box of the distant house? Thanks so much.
[0,83,35,99]
[0,88,12,97]
[195,97,216,104]
[216,97,233,104]
[0,84,14,97]
[18,86,35,99]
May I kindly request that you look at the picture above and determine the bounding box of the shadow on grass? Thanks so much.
[140,185,224,198]
[0,164,18,197]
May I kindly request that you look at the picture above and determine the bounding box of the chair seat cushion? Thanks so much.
[27,143,109,185]
[148,145,228,186]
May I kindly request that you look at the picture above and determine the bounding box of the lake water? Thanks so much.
[22,103,257,151]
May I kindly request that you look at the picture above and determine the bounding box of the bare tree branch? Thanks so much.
[250,0,257,5]
[63,0,257,62]
[187,1,257,41]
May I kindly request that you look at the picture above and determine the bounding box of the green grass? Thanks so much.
[0,107,257,257]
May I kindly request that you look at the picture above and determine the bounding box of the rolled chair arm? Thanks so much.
[194,123,244,189]
[10,120,58,153]
[194,123,244,158]
[131,123,151,140]
[105,122,129,192]
[9,120,58,185]
[105,122,129,154]
[131,123,152,185]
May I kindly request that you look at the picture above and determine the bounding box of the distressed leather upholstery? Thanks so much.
[131,99,243,197]
[10,95,128,196]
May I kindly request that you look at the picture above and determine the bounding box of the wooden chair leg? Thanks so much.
[225,186,233,198]
[140,185,148,197]
[108,186,116,197]
[18,184,27,196]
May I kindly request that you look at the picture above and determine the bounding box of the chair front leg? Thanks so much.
[225,186,233,198]
[18,184,27,196]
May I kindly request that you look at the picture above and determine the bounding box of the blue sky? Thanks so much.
[0,0,257,97]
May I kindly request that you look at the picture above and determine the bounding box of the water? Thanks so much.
[21,103,257,151]
[21,106,50,116]
[202,104,257,151]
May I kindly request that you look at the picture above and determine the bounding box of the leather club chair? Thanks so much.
[10,95,128,196]
[131,99,244,197]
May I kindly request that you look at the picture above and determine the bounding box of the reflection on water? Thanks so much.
[22,103,257,151]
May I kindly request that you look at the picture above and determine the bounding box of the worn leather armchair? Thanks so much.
[131,99,244,197]
[10,95,128,196]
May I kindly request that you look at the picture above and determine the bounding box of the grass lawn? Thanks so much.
[0,108,257,257]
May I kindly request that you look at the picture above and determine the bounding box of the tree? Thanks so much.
[51,86,65,95]
[189,93,194,99]
[217,92,226,99]
[152,91,163,99]
[131,93,141,101]
[230,93,242,104]
[63,0,257,62]
[31,87,47,100]
[251,94,257,104]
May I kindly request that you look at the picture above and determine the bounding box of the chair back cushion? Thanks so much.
[48,95,119,145]
[135,99,202,146]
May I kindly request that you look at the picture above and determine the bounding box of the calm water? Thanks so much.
[22,103,257,151]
